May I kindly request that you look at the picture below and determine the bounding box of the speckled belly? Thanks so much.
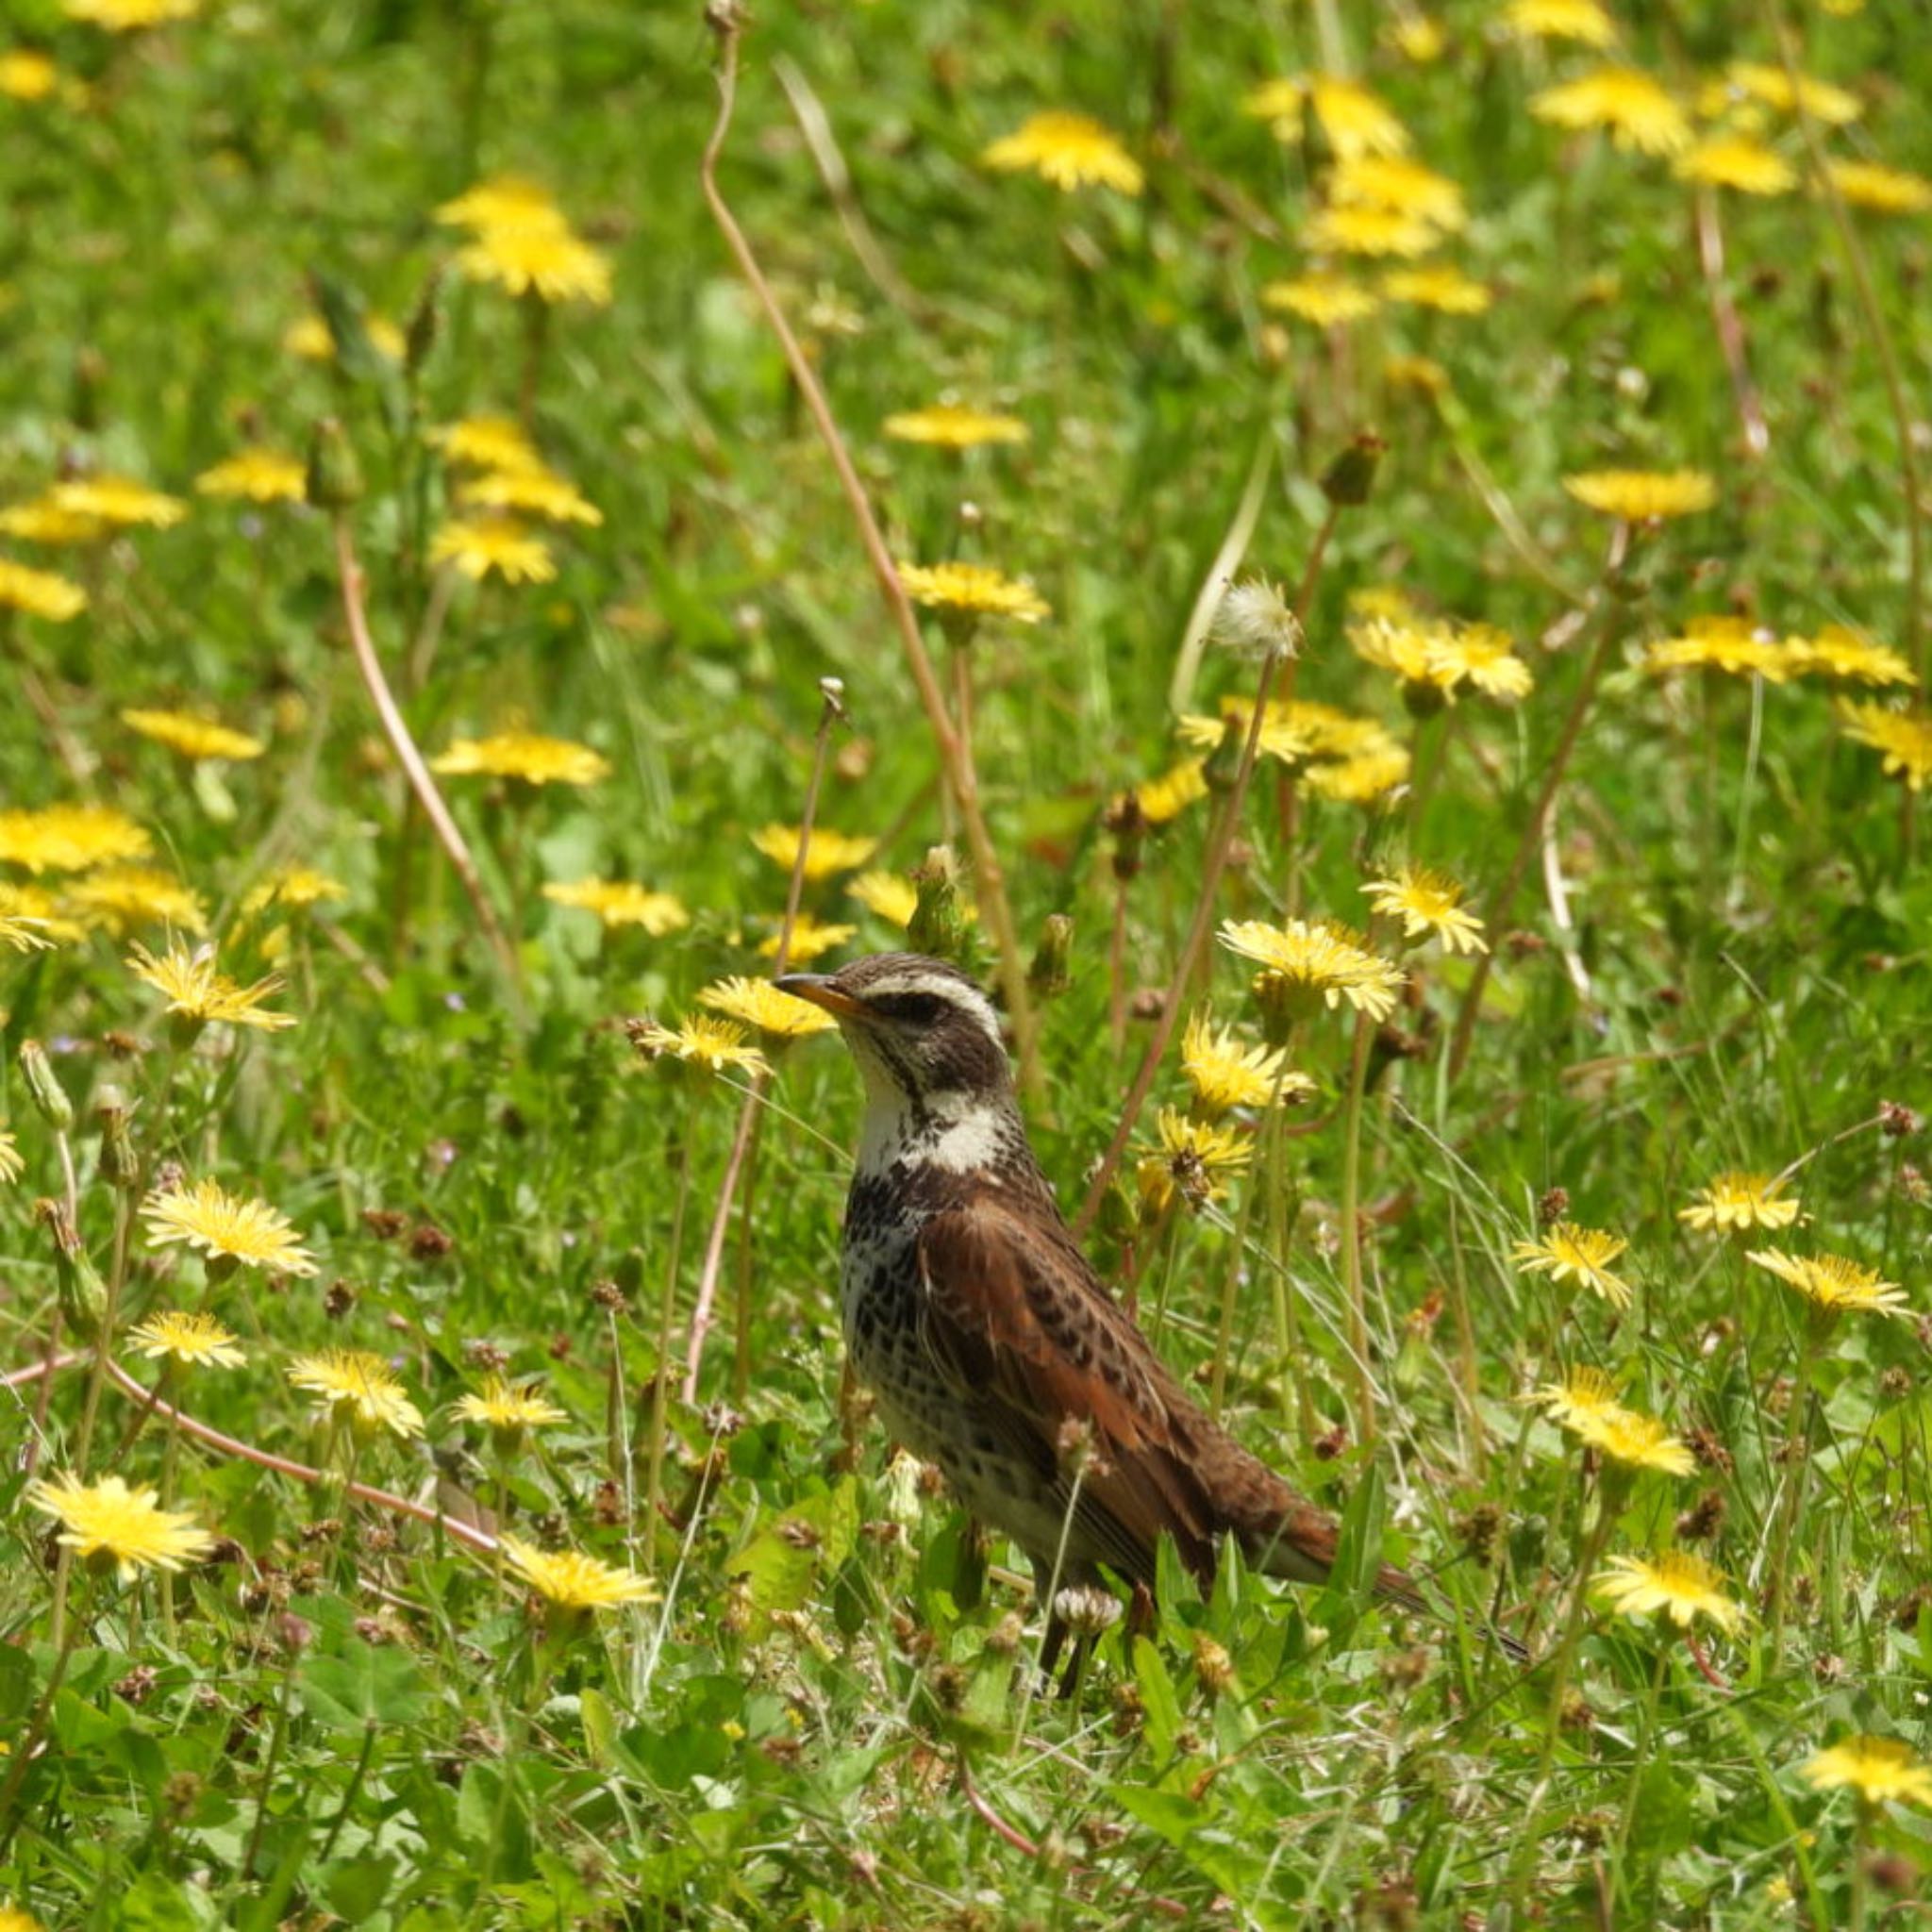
[840,1227,1085,1577]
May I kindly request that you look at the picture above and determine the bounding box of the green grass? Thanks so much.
[2,0,1930,1924]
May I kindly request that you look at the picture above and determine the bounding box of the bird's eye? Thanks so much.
[871,991,945,1025]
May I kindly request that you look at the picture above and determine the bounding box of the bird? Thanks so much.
[778,949,1457,1675]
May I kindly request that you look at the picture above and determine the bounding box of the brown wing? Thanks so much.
[912,1198,1233,1585]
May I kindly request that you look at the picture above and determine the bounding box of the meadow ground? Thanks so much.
[1,0,1929,1925]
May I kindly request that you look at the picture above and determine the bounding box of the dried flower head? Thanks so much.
[1211,577,1303,659]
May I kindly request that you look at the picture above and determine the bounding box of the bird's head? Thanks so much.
[777,953,1011,1111]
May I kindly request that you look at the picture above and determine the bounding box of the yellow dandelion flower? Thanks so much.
[281,312,404,362]
[430,732,608,787]
[48,475,186,529]
[1826,158,1932,216]
[758,913,856,964]
[62,0,198,28]
[458,466,602,526]
[1350,614,1532,704]
[457,224,612,306]
[452,1374,568,1431]
[435,175,566,232]
[1803,1738,1932,1809]
[1716,61,1859,127]
[194,448,307,503]
[1218,917,1406,1023]
[1303,743,1413,804]
[0,50,62,100]
[127,939,292,1030]
[896,559,1051,624]
[1301,204,1441,258]
[1385,16,1445,61]
[1563,468,1717,521]
[1532,67,1690,156]
[1679,1171,1802,1234]
[500,1535,659,1610]
[0,498,104,544]
[1133,758,1208,825]
[243,867,349,914]
[1137,1107,1252,1212]
[1498,0,1619,47]
[0,882,85,944]
[1531,1365,1625,1428]
[1245,75,1411,159]
[1511,1223,1631,1307]
[64,867,208,936]
[884,403,1029,449]
[1674,135,1796,196]
[1642,613,1790,681]
[1385,354,1451,395]
[26,1473,213,1581]
[1363,865,1489,955]
[1784,624,1914,689]
[980,111,1143,195]
[1329,155,1467,230]
[0,803,148,874]
[1180,1010,1310,1116]
[1746,1248,1907,1318]
[1838,700,1932,791]
[0,1129,22,1184]
[749,824,878,882]
[1594,1551,1744,1634]
[428,514,556,584]
[1260,273,1381,326]
[698,975,838,1041]
[122,708,266,762]
[433,415,544,472]
[127,1309,245,1368]
[287,1350,425,1439]
[633,1014,770,1078]
[849,870,918,927]
[1576,1407,1696,1476]
[0,558,87,622]
[1380,265,1492,313]
[0,914,52,954]
[541,878,689,933]
[143,1176,316,1275]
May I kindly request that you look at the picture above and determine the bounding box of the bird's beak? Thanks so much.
[775,973,867,1020]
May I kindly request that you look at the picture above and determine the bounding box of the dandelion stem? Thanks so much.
[1764,0,1924,686]
[681,678,841,1400]
[697,10,1041,1093]
[1692,186,1770,460]
[1337,1008,1377,1443]
[1073,500,1340,1239]
[1448,536,1627,1080]
[645,1131,691,1552]
[330,518,525,1012]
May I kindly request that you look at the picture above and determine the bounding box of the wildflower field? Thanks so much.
[3,0,1930,1923]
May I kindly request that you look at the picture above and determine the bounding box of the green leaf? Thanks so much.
[299,1639,429,1729]
[325,1854,399,1925]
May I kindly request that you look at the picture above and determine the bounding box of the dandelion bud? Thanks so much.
[1027,914,1074,998]
[305,417,364,512]
[405,268,443,377]
[35,1196,106,1341]
[19,1039,73,1132]
[907,846,970,960]
[95,1085,140,1190]
[63,349,111,439]
[1320,431,1385,508]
